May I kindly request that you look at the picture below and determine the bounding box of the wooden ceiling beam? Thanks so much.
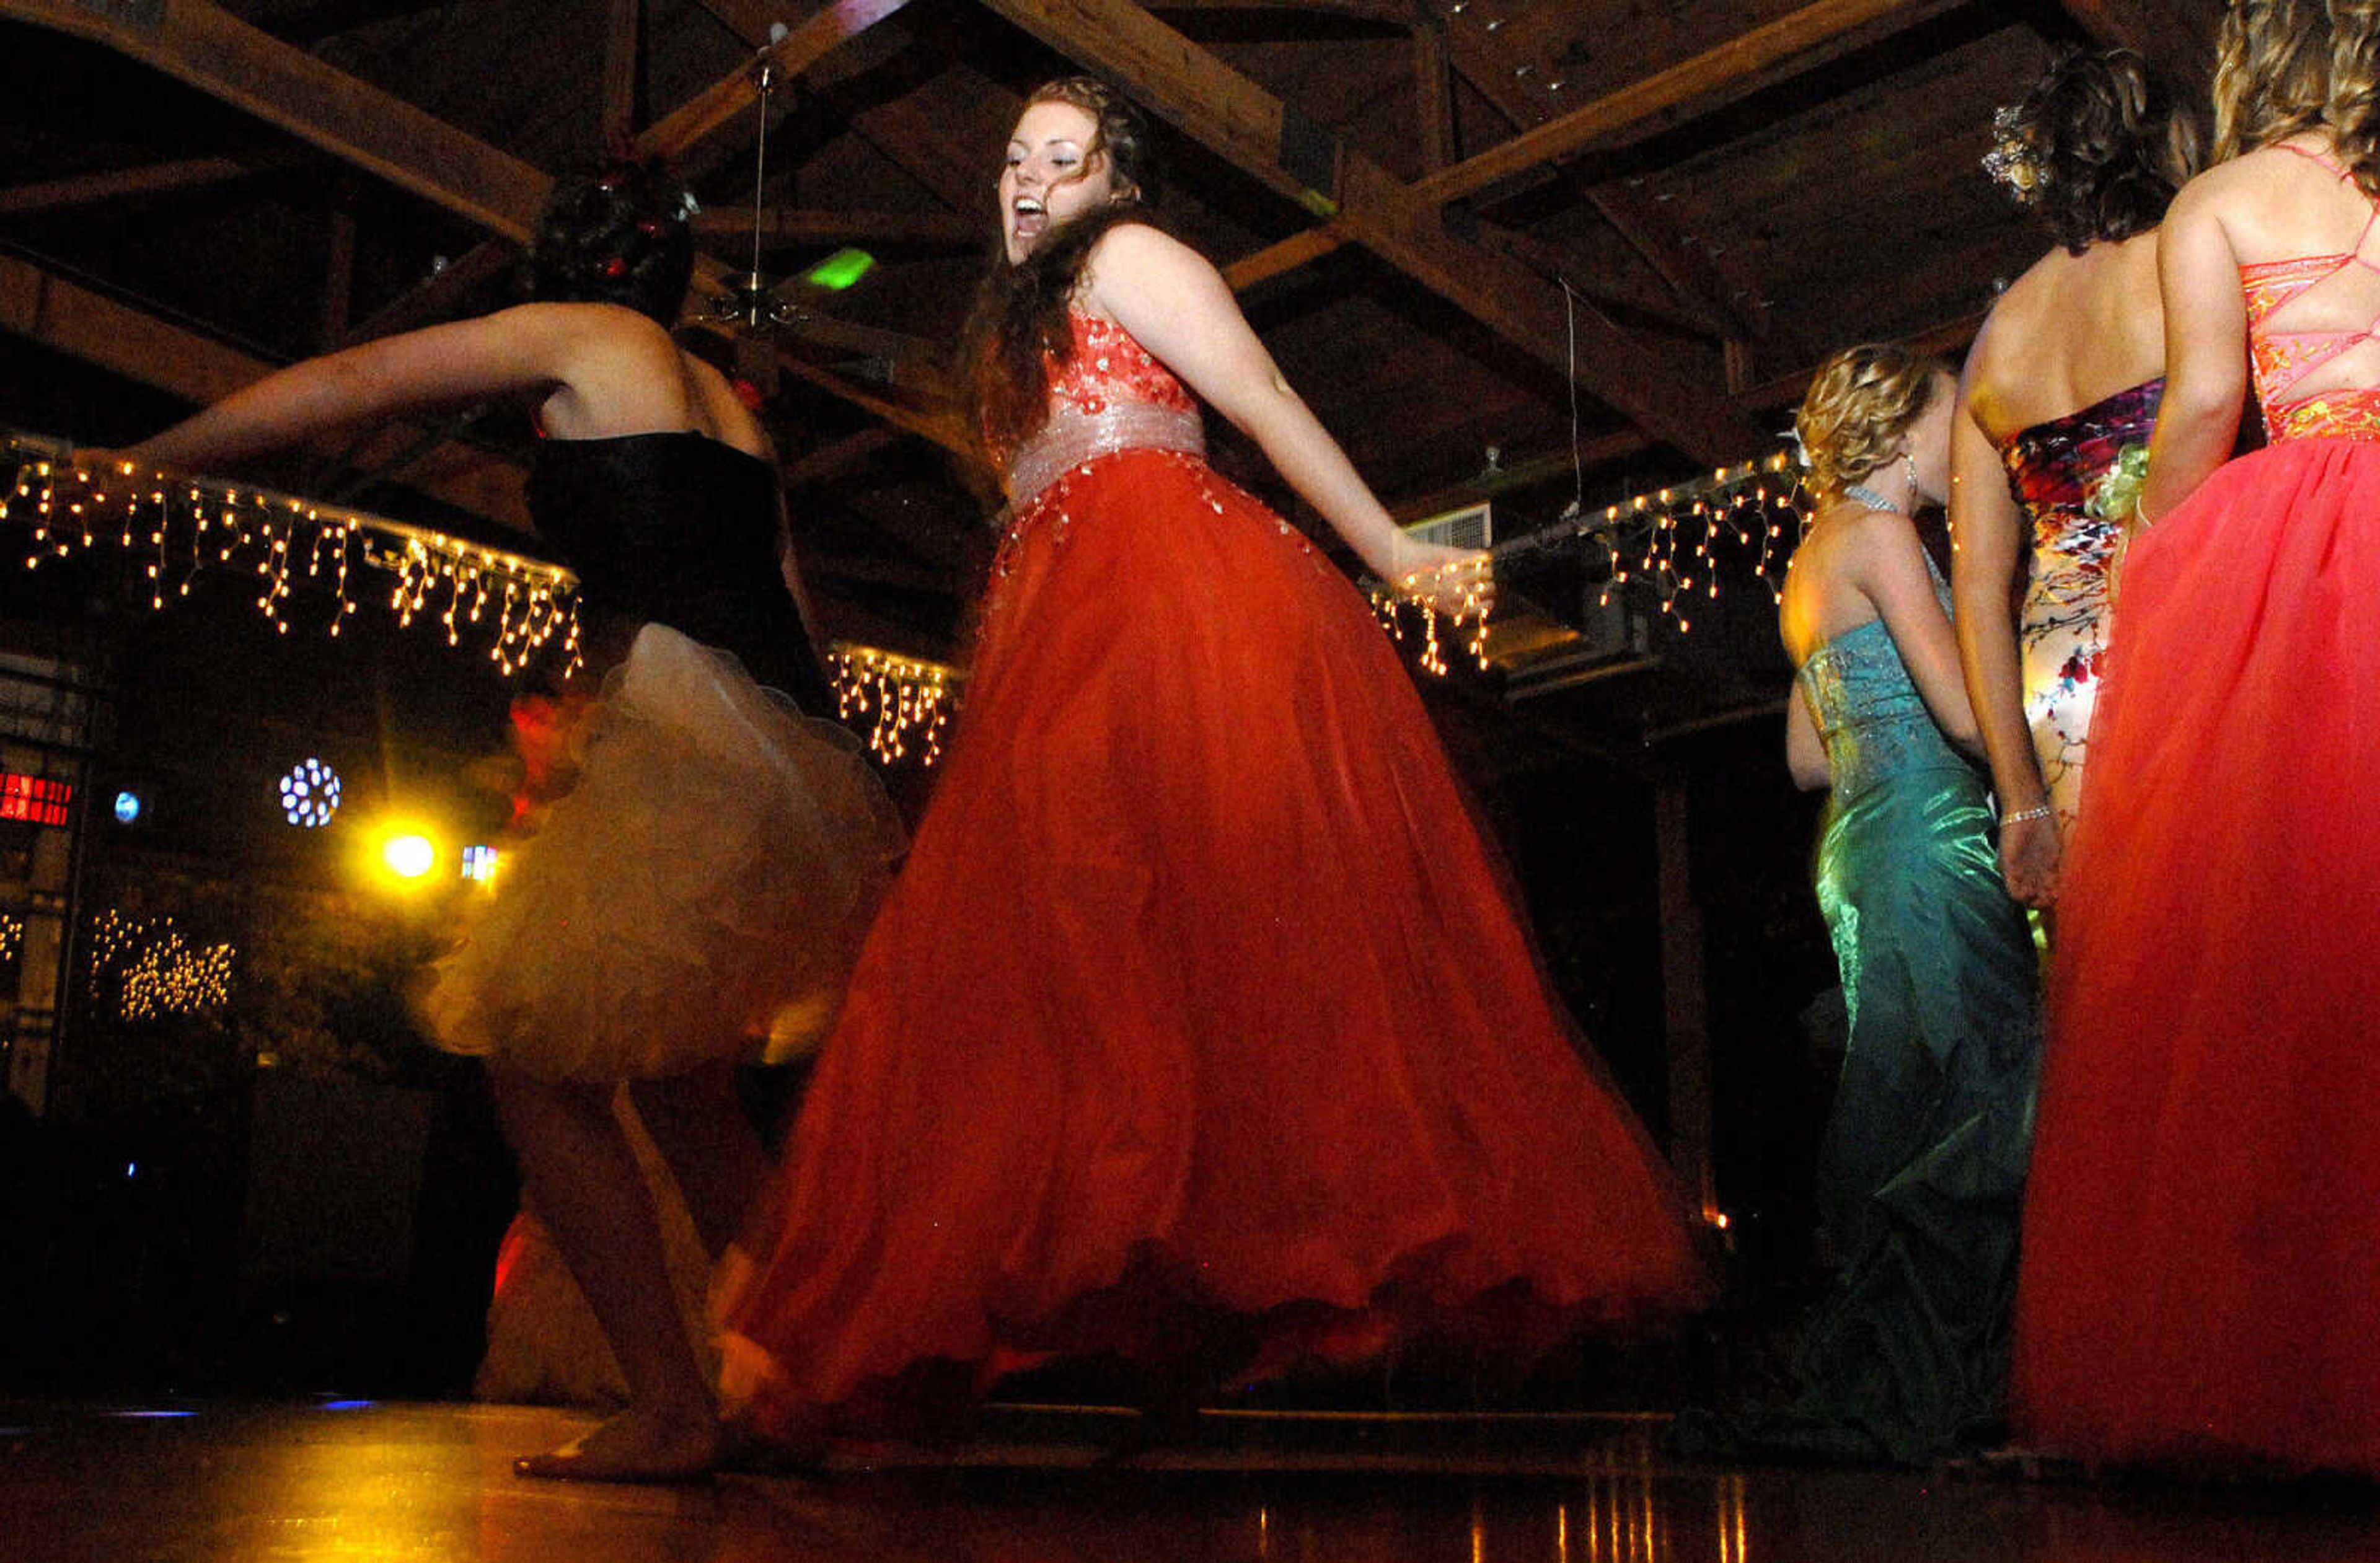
[632,0,915,164]
[2056,1,2223,95]
[1390,430,1652,524]
[782,425,899,488]
[1738,306,1988,410]
[1411,0,1964,207]
[974,0,1768,460]
[1220,226,1346,291]
[1,0,552,241]
[1426,16,1757,349]
[0,251,530,528]
[333,240,517,350]
[602,0,643,149]
[1148,0,1409,22]
[692,205,984,249]
[2,0,954,488]
[0,157,256,216]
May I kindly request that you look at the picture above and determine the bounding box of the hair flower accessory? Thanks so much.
[1982,105,2043,201]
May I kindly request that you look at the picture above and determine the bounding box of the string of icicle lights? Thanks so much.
[828,643,960,766]
[1372,450,1807,676]
[0,429,582,679]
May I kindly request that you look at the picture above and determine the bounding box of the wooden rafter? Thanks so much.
[1,0,552,242]
[2057,0,2222,94]
[630,0,915,165]
[1148,0,1408,22]
[0,157,255,216]
[4,0,963,480]
[692,206,984,250]
[1424,13,1761,350]
[782,426,899,488]
[974,0,1769,460]
[602,0,643,148]
[334,240,516,349]
[1410,0,1965,207]
[1224,0,1934,345]
[0,252,529,527]
[1411,19,1451,173]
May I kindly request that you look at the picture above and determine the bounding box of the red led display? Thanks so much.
[0,773,73,827]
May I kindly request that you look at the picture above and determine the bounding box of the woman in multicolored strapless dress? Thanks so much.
[1949,48,2197,916]
[719,77,1708,1450]
[2010,0,2380,1476]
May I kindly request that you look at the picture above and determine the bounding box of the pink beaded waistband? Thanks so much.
[1003,402,1206,509]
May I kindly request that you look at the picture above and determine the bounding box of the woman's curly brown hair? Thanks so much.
[1796,344,1948,503]
[2213,0,2380,198]
[1991,48,2202,253]
[961,77,1161,457]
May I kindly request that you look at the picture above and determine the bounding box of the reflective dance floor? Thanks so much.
[6,1398,2379,1562]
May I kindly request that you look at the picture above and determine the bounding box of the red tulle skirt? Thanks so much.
[720,449,1706,1432]
[2011,438,2380,1474]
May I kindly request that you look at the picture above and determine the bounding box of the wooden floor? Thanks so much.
[6,1398,2380,1561]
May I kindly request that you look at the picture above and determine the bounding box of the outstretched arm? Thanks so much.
[121,303,604,472]
[1949,368,2059,905]
[2137,175,2248,527]
[1084,222,1485,613]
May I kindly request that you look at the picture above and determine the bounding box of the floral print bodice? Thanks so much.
[1993,380,2159,830]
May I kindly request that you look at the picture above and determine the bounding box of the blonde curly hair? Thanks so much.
[1795,344,1947,503]
[2213,0,2380,198]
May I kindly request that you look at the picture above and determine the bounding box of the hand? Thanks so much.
[1388,537,1494,620]
[1999,811,2061,909]
[68,449,132,490]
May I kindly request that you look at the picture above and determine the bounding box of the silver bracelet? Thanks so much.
[2001,803,2053,826]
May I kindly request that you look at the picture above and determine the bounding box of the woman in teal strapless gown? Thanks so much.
[1744,345,2042,1464]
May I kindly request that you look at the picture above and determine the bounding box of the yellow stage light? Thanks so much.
[382,833,436,879]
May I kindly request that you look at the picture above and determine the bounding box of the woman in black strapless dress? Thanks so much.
[110,165,902,1481]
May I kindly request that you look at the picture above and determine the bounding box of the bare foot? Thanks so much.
[513,1408,725,1484]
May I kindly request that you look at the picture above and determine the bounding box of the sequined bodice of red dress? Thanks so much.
[2242,146,2380,441]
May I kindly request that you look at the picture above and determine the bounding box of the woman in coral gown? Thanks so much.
[1950,48,2196,912]
[720,77,1708,1442]
[2011,0,2380,1475]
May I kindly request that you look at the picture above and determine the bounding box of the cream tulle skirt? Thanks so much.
[418,623,906,1081]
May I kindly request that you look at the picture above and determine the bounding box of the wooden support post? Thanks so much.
[602,0,643,149]
[1654,773,1716,1220]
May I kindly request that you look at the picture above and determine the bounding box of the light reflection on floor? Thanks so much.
[2,1399,2376,1562]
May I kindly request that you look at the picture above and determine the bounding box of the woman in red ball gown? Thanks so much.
[720,77,1708,1442]
[2011,1,2380,1476]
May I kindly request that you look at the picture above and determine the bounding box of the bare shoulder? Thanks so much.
[1834,506,1933,584]
[1083,220,1219,306]
[1086,218,1201,268]
[2171,146,2306,230]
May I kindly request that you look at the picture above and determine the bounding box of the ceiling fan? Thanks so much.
[697,56,881,399]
